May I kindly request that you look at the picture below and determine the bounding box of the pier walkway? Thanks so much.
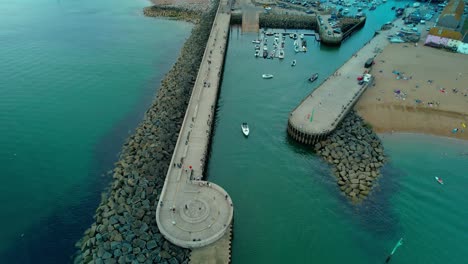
[156,0,233,249]
[288,18,406,144]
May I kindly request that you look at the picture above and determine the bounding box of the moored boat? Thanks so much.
[278,49,285,59]
[308,73,319,82]
[291,60,296,66]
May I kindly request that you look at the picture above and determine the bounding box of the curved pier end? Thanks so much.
[288,17,407,145]
[156,0,233,249]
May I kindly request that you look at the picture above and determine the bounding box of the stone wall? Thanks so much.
[314,111,386,203]
[73,3,219,263]
[259,13,317,29]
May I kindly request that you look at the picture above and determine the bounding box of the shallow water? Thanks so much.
[0,0,191,262]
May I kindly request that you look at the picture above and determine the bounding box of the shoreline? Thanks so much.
[355,44,468,141]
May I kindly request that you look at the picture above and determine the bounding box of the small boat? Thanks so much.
[294,46,299,53]
[241,123,250,136]
[300,34,304,39]
[278,49,285,59]
[292,33,298,39]
[291,60,296,66]
[252,40,261,44]
[265,31,274,36]
[254,50,260,57]
[308,73,319,82]
[435,177,444,185]
[262,74,273,79]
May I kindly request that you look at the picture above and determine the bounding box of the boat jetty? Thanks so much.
[287,17,407,145]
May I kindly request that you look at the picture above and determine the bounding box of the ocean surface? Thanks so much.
[1,0,466,263]
[0,0,191,262]
[207,2,468,263]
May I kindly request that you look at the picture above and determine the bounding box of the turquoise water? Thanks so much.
[2,0,466,262]
[0,0,191,262]
[207,3,467,263]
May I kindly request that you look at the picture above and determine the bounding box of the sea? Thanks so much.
[1,0,466,263]
[0,0,191,262]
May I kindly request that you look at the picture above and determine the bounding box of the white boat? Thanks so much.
[262,74,273,79]
[252,40,261,44]
[343,8,350,14]
[291,60,296,66]
[278,49,285,59]
[241,123,250,136]
[435,176,444,185]
[294,46,299,53]
[300,34,304,39]
[413,2,420,8]
[254,50,260,57]
[389,37,405,43]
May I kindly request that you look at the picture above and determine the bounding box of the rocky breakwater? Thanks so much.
[143,6,203,23]
[73,3,218,264]
[314,111,386,203]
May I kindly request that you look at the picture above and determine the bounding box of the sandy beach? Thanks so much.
[355,44,468,140]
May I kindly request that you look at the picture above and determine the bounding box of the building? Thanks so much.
[425,27,468,54]
[436,0,465,29]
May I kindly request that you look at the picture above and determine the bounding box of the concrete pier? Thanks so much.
[156,0,233,249]
[288,18,406,145]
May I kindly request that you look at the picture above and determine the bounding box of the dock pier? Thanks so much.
[155,0,233,254]
[287,18,406,145]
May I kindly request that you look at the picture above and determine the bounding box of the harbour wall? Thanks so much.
[231,13,317,29]
[74,3,219,263]
[287,77,374,145]
[319,16,366,46]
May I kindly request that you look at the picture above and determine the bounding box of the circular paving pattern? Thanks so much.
[180,198,211,224]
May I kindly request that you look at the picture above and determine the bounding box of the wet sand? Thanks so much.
[355,44,468,140]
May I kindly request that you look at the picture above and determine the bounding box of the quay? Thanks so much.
[317,14,366,45]
[287,17,406,145]
[156,0,233,250]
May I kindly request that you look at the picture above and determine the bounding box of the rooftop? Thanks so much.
[439,0,465,21]
[428,27,463,40]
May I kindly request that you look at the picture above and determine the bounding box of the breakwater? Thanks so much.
[155,0,233,250]
[319,15,366,46]
[341,17,366,41]
[287,15,411,146]
[314,111,385,202]
[143,6,201,23]
[73,3,218,263]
